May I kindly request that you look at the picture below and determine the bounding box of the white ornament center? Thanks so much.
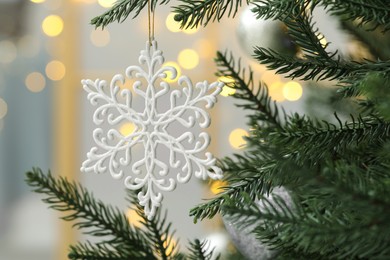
[81,41,223,219]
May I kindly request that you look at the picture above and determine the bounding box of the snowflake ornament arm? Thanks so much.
[81,41,224,219]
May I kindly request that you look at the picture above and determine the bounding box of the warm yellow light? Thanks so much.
[98,0,116,8]
[120,123,136,137]
[229,128,249,149]
[268,81,285,102]
[163,62,181,83]
[195,39,213,58]
[0,98,8,120]
[165,13,181,33]
[25,72,46,93]
[178,49,199,70]
[317,33,327,48]
[163,236,177,256]
[42,15,64,37]
[183,26,199,34]
[90,29,110,47]
[45,60,66,81]
[74,0,95,3]
[0,41,17,64]
[126,209,143,228]
[210,180,227,194]
[30,0,45,3]
[283,81,303,101]
[261,70,281,86]
[218,76,236,97]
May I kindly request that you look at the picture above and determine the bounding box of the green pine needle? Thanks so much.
[173,0,250,29]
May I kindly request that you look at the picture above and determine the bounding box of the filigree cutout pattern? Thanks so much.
[81,41,223,219]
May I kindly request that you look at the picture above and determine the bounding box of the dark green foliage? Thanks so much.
[25,169,218,259]
[91,0,170,29]
[215,51,283,128]
[172,0,249,28]
[30,1,390,259]
[126,191,181,260]
[320,0,390,32]
[187,239,219,260]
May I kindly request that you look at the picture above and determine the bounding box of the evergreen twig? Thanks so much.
[173,0,249,28]
[25,168,154,258]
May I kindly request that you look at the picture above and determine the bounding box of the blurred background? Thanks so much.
[0,0,352,259]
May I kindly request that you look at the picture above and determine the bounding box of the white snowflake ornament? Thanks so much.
[81,41,223,219]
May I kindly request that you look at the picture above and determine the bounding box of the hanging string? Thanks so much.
[147,0,155,44]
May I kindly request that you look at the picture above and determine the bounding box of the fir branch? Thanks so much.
[25,168,154,257]
[127,191,180,260]
[277,115,390,164]
[91,0,169,29]
[68,242,137,260]
[187,239,219,260]
[190,174,272,222]
[254,47,390,81]
[251,0,314,22]
[224,191,390,259]
[320,0,390,32]
[254,48,348,81]
[215,51,283,128]
[190,158,306,222]
[173,0,249,29]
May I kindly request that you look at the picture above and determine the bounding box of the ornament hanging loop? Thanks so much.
[148,0,155,45]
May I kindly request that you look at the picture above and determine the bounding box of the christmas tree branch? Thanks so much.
[187,239,219,260]
[251,0,313,21]
[190,158,306,222]
[68,242,136,260]
[320,0,390,32]
[91,0,170,29]
[254,47,390,81]
[276,114,390,165]
[215,51,283,128]
[253,48,349,81]
[25,168,154,258]
[224,188,390,259]
[173,0,249,29]
[127,191,181,260]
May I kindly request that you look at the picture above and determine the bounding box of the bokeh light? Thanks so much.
[75,0,96,3]
[0,98,8,120]
[25,72,46,93]
[178,49,199,70]
[283,81,303,101]
[183,26,199,34]
[163,62,181,83]
[317,33,327,48]
[90,29,110,47]
[163,236,177,256]
[261,70,281,86]
[229,128,249,149]
[120,123,136,137]
[126,209,143,228]
[218,76,236,97]
[42,15,64,37]
[194,39,214,58]
[166,13,181,33]
[268,81,285,102]
[98,0,116,8]
[210,180,228,194]
[30,0,45,3]
[0,41,17,64]
[46,60,66,81]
